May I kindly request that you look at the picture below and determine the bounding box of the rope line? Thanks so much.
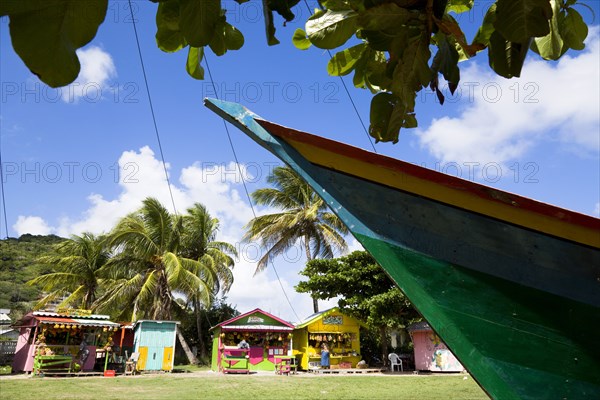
[128,0,178,215]
[204,55,301,322]
[303,0,377,153]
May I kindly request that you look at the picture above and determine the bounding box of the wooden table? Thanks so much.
[274,355,296,375]
[33,354,73,375]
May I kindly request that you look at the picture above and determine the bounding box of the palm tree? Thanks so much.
[28,233,109,310]
[180,203,237,360]
[244,166,349,312]
[95,198,215,322]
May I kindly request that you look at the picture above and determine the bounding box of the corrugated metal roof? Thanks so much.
[33,311,111,320]
[36,316,119,328]
[221,325,293,331]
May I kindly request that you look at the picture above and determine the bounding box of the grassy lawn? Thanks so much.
[0,372,488,399]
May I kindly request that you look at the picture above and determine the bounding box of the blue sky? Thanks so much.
[1,1,599,322]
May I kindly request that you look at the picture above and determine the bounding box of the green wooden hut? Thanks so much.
[133,320,179,372]
[211,309,294,373]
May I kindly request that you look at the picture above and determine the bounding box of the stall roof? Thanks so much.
[13,311,119,328]
[295,307,366,329]
[212,308,294,330]
[221,325,293,332]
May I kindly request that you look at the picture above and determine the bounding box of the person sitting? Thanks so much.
[237,339,250,350]
[320,343,330,369]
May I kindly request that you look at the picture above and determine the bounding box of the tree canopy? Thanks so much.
[0,0,591,143]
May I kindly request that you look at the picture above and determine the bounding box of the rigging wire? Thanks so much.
[127,0,178,215]
[204,55,301,323]
[0,125,9,239]
[302,0,378,153]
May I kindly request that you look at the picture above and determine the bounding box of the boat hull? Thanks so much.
[205,99,600,400]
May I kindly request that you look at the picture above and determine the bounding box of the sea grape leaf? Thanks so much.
[560,8,587,50]
[431,33,460,94]
[1,0,108,88]
[224,23,244,50]
[495,0,552,43]
[327,43,367,76]
[267,0,300,22]
[446,0,474,14]
[306,9,359,49]
[156,0,187,52]
[473,4,496,46]
[186,46,205,80]
[292,29,312,50]
[435,14,484,57]
[488,31,531,78]
[179,0,221,47]
[531,0,564,60]
[262,0,280,45]
[369,93,402,143]
[357,3,414,32]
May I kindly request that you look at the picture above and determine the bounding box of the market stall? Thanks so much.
[293,308,363,370]
[132,320,178,372]
[210,308,294,373]
[12,311,120,374]
[408,321,464,372]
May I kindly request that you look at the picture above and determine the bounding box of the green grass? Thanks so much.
[0,365,11,375]
[0,372,488,399]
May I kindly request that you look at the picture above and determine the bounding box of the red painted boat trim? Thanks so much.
[257,119,600,238]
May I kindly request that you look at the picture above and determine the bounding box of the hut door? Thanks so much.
[137,346,148,370]
[162,347,173,371]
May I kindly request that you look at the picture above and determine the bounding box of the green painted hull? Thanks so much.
[205,99,600,399]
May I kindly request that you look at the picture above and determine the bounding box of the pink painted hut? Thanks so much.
[408,321,464,372]
[210,308,295,373]
[12,311,120,373]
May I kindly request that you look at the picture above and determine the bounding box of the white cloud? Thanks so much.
[61,46,116,103]
[418,29,600,166]
[13,216,53,236]
[18,146,327,322]
[594,202,600,217]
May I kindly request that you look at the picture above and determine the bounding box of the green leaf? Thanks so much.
[3,0,108,88]
[432,34,460,90]
[369,93,407,143]
[357,3,414,32]
[156,0,187,53]
[292,29,312,50]
[391,34,431,102]
[209,20,227,56]
[473,4,496,46]
[179,0,221,47]
[186,47,205,80]
[327,43,366,76]
[446,0,474,14]
[224,23,244,50]
[495,0,552,43]
[262,0,280,46]
[560,8,587,51]
[267,0,300,22]
[530,0,564,60]
[305,9,358,49]
[488,31,531,78]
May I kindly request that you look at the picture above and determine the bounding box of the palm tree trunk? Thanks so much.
[304,237,319,313]
[176,325,198,365]
[194,297,207,360]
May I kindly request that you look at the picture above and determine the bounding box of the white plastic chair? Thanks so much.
[388,353,403,372]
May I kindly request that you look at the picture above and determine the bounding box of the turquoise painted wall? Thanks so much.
[134,321,177,371]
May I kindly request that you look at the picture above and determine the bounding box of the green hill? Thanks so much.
[0,234,65,322]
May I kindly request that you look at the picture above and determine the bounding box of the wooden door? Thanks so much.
[137,346,148,371]
[162,347,173,371]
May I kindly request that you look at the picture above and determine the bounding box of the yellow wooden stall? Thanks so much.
[293,308,363,370]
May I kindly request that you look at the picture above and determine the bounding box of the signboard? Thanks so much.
[247,316,264,324]
[323,315,343,325]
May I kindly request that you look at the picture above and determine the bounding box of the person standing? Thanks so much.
[321,343,330,369]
